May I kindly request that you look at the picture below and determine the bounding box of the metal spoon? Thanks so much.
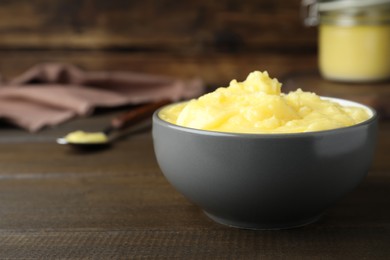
[57,99,170,149]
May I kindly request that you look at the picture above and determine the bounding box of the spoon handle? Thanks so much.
[109,99,171,131]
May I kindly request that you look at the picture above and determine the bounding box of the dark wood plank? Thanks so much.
[0,50,317,87]
[0,227,389,259]
[0,132,389,258]
[0,0,316,52]
[0,160,389,230]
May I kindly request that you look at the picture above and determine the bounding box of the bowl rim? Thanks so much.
[153,96,378,138]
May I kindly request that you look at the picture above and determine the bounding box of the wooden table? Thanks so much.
[0,57,389,259]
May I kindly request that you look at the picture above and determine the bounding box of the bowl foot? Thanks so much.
[204,211,322,230]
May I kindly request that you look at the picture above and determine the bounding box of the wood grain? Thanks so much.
[0,0,317,52]
[0,50,317,87]
[1,228,389,258]
[0,120,389,258]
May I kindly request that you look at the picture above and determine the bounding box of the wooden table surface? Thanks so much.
[0,53,389,259]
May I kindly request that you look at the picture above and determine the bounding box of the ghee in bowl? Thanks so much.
[159,71,371,134]
[153,71,377,229]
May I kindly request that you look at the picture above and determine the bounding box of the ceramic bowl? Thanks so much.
[152,97,377,229]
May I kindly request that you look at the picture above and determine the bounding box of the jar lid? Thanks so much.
[302,0,390,26]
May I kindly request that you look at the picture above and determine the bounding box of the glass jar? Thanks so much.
[302,0,390,82]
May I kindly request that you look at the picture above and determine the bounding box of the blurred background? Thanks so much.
[0,0,317,87]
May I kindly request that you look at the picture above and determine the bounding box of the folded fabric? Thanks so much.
[0,63,204,132]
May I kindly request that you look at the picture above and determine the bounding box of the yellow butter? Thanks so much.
[159,71,371,134]
[320,24,390,82]
[65,130,108,143]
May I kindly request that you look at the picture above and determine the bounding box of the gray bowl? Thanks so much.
[152,97,378,230]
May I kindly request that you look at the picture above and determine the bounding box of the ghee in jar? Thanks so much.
[320,24,390,82]
[303,0,390,82]
[159,71,371,134]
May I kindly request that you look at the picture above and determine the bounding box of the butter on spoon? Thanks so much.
[61,130,108,144]
[57,99,170,149]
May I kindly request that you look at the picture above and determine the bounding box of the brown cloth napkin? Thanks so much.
[0,63,204,132]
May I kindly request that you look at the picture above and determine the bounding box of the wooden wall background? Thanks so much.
[0,0,318,86]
